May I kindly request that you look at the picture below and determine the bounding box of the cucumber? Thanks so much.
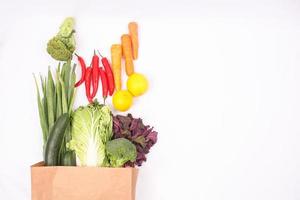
[45,113,70,166]
[62,151,76,166]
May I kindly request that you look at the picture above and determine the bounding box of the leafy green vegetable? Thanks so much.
[46,17,76,61]
[67,102,113,167]
[113,114,158,166]
[106,138,137,167]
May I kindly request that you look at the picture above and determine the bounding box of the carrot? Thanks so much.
[128,22,139,60]
[111,44,122,91]
[121,34,134,76]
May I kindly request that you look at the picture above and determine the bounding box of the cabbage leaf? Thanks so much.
[67,103,112,167]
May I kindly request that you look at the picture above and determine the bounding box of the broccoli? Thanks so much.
[106,138,137,167]
[47,37,73,61]
[46,17,76,61]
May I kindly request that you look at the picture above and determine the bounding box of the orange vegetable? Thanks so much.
[128,22,139,60]
[111,44,122,91]
[121,34,134,76]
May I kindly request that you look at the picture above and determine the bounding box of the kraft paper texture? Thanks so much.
[31,162,138,200]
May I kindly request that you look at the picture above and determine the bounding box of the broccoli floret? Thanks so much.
[106,138,137,167]
[59,34,76,53]
[47,36,73,61]
[46,17,76,61]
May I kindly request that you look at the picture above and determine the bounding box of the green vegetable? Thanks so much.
[47,17,76,61]
[106,138,137,167]
[45,114,70,166]
[35,17,77,166]
[67,102,113,167]
[55,67,62,117]
[62,151,76,166]
[34,62,76,145]
[58,72,68,113]
[34,76,48,144]
[35,62,76,166]
[58,17,75,38]
[47,37,73,61]
[46,68,55,129]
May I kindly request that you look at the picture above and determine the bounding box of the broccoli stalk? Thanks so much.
[106,138,137,167]
[47,17,76,61]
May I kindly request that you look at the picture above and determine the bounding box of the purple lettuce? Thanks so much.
[113,114,158,166]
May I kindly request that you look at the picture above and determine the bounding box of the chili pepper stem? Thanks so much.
[103,97,107,105]
[97,50,104,58]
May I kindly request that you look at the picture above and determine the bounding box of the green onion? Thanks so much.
[34,61,76,147]
[34,75,48,143]
[47,69,55,130]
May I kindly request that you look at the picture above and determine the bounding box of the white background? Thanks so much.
[0,0,300,199]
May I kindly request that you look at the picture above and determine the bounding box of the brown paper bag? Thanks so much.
[31,162,138,200]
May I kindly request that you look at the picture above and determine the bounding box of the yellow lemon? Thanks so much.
[112,90,133,111]
[127,73,149,97]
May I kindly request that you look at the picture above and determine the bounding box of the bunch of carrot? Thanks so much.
[111,22,139,91]
[75,51,115,103]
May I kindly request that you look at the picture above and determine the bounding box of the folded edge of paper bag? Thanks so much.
[31,162,139,200]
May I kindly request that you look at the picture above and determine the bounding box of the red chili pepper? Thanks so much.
[74,53,87,87]
[85,67,93,103]
[91,51,100,98]
[99,67,108,102]
[98,50,115,96]
[91,67,100,99]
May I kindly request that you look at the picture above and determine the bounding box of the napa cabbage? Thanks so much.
[67,102,112,167]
